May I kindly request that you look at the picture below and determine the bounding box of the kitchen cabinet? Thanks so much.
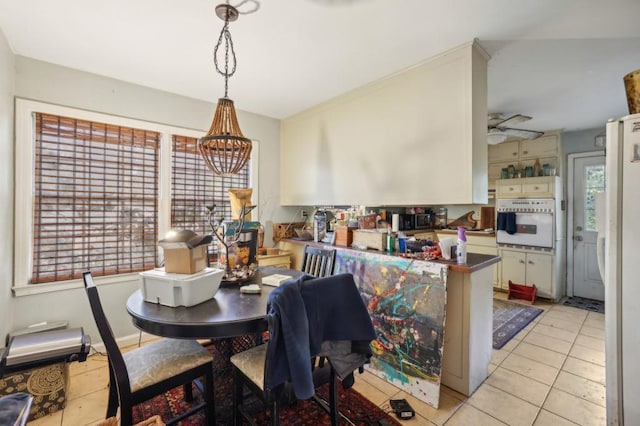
[488,132,562,191]
[498,248,554,298]
[280,41,489,206]
[496,176,559,199]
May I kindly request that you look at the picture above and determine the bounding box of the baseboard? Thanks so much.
[90,331,158,355]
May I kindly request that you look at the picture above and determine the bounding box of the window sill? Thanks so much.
[12,273,140,297]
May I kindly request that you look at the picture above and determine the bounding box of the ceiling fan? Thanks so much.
[487,113,543,144]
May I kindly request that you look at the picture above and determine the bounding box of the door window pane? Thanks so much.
[585,164,605,231]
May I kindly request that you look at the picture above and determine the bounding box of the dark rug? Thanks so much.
[132,336,401,425]
[562,296,605,314]
[493,298,544,349]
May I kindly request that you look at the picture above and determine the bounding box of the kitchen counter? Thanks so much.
[404,228,496,237]
[280,238,500,273]
[436,228,496,237]
[277,237,499,397]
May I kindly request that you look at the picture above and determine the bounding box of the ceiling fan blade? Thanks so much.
[497,114,532,128]
[501,127,543,140]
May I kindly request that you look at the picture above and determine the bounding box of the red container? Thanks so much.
[508,281,537,304]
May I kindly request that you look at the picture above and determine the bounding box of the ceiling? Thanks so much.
[1,0,639,134]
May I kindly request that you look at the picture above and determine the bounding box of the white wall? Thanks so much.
[11,56,296,341]
[0,29,15,343]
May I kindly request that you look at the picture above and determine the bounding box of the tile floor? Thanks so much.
[29,292,606,426]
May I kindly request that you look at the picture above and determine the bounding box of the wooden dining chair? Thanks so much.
[82,271,215,425]
[300,245,336,277]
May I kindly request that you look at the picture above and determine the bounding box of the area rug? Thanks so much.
[132,336,402,425]
[562,296,605,314]
[493,298,544,349]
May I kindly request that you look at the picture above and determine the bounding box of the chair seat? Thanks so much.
[124,339,212,393]
[230,343,267,391]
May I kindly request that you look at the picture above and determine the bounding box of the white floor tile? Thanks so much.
[484,367,550,407]
[531,323,578,343]
[500,353,560,386]
[569,343,605,366]
[562,357,605,385]
[467,383,539,426]
[512,341,567,369]
[445,404,507,426]
[579,325,605,340]
[533,409,579,425]
[523,331,573,355]
[542,388,606,426]
[553,371,606,408]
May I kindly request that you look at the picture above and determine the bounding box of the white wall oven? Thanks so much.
[496,199,555,248]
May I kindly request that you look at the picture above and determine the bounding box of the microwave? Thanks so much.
[398,213,435,230]
[398,214,415,231]
[415,213,435,229]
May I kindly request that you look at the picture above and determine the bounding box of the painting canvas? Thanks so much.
[334,250,448,408]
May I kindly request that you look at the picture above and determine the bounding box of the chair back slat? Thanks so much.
[82,271,131,396]
[301,246,336,278]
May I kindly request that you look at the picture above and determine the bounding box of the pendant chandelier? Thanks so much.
[199,3,252,176]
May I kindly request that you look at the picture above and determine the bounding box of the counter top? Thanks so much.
[435,229,496,237]
[280,238,500,274]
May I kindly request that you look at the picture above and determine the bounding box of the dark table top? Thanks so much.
[126,267,303,339]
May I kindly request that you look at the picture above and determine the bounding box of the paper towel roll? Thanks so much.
[391,214,399,233]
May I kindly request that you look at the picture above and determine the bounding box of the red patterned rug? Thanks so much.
[132,336,401,425]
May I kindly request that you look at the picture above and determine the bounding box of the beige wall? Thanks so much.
[0,29,15,342]
[10,56,294,340]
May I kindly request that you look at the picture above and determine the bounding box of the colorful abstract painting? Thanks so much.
[334,249,448,408]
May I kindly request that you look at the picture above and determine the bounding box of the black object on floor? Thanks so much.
[562,296,605,314]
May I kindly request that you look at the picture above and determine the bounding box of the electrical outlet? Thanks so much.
[301,210,308,219]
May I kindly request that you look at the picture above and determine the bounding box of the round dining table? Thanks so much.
[126,268,304,339]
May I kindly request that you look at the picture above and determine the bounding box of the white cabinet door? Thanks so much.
[488,140,519,163]
[525,252,553,297]
[520,135,558,159]
[499,249,526,289]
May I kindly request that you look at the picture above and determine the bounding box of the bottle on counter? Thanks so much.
[386,225,395,253]
[456,227,467,264]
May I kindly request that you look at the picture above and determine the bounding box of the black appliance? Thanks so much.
[398,214,415,231]
[415,212,436,229]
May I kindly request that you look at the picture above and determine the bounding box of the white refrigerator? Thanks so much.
[605,112,640,425]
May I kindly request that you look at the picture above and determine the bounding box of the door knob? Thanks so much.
[574,235,583,241]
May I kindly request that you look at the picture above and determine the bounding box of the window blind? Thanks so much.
[171,135,249,256]
[32,113,160,283]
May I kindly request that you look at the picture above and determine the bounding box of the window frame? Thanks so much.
[14,98,259,295]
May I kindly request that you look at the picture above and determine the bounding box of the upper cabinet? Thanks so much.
[488,132,562,191]
[280,41,489,206]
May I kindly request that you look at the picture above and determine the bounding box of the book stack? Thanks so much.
[262,274,293,287]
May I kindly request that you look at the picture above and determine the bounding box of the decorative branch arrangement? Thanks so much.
[206,202,256,279]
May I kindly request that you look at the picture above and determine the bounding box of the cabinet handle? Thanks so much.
[513,152,517,156]
[523,150,528,155]
[528,260,534,264]
[520,259,526,264]
[534,186,539,190]
[509,187,514,191]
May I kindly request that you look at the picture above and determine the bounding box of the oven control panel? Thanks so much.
[496,198,555,213]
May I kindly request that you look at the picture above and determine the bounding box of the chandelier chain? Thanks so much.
[213,20,237,98]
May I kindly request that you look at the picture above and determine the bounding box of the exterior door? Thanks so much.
[570,153,605,300]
